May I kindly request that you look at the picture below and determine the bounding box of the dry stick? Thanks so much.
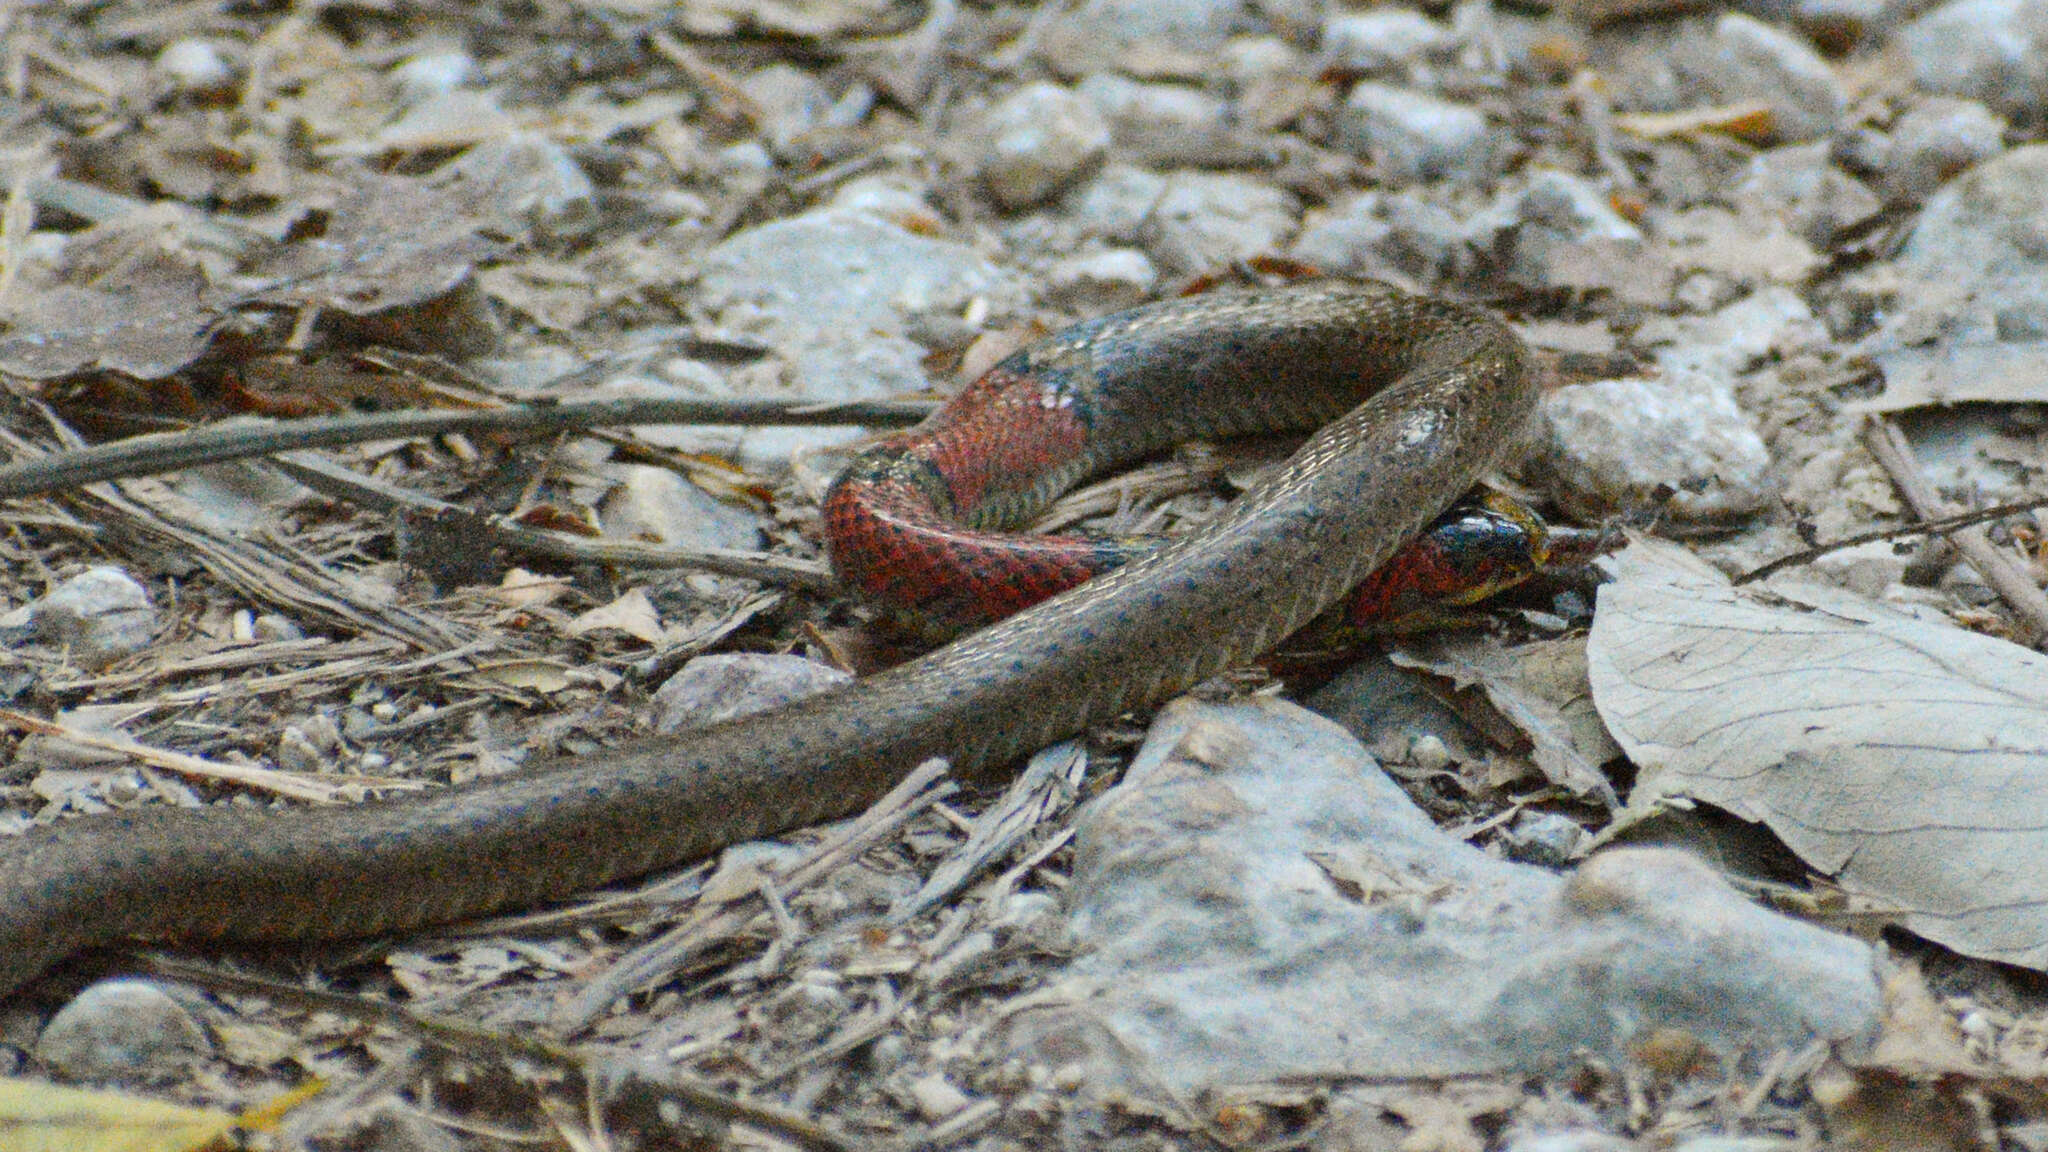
[0,396,935,500]
[0,708,423,803]
[270,451,838,592]
[553,758,956,1033]
[1734,494,2048,585]
[1862,415,2048,644]
[140,960,857,1152]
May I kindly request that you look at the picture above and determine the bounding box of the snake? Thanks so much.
[0,281,1534,998]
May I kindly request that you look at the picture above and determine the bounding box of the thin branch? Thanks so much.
[271,451,838,591]
[1861,415,2048,644]
[1735,494,2048,585]
[140,960,858,1152]
[0,395,934,499]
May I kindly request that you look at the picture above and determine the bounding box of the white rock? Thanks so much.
[1334,82,1497,183]
[436,131,596,237]
[1045,248,1158,312]
[595,464,762,552]
[1736,142,1882,247]
[975,82,1111,210]
[1141,171,1298,274]
[1898,0,2048,119]
[689,205,1028,469]
[908,1073,973,1120]
[36,980,212,1084]
[1533,374,1773,525]
[1035,0,1248,73]
[1322,9,1455,73]
[1472,168,1643,242]
[1883,97,2007,202]
[1711,13,1846,142]
[1001,699,1878,1096]
[391,50,474,103]
[1292,190,1473,282]
[1060,163,1168,243]
[1075,73,1249,167]
[1893,144,2048,345]
[155,39,232,92]
[654,653,850,733]
[1535,288,1817,524]
[28,567,155,668]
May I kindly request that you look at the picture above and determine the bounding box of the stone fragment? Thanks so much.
[1044,248,1158,312]
[1140,172,1298,274]
[1882,97,2007,202]
[18,567,156,668]
[1531,289,1816,525]
[1898,0,2048,119]
[595,464,763,552]
[1322,9,1455,73]
[973,82,1111,211]
[1710,13,1847,142]
[999,699,1878,1098]
[654,653,850,733]
[36,980,212,1084]
[1333,83,1498,183]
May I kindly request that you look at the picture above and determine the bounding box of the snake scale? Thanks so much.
[0,281,1534,997]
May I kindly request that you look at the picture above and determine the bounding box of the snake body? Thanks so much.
[0,282,1533,997]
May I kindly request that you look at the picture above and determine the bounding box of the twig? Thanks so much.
[553,758,955,1033]
[890,739,1087,922]
[0,707,424,802]
[1734,494,2048,585]
[140,960,857,1152]
[1861,415,2048,644]
[271,451,839,592]
[0,396,934,499]
[0,410,485,650]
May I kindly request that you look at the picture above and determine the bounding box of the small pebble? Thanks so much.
[36,980,211,1084]
[155,39,232,93]
[1141,172,1298,275]
[654,653,851,733]
[391,50,474,103]
[1883,97,2006,202]
[1501,811,1587,868]
[974,82,1111,210]
[1334,82,1497,183]
[1322,9,1455,73]
[1898,0,2048,119]
[1044,248,1157,312]
[1076,73,1245,166]
[908,1073,973,1120]
[29,567,156,668]
[1409,733,1454,772]
[1710,13,1846,142]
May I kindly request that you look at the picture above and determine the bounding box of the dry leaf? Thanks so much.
[1389,634,1622,808]
[0,248,214,380]
[0,1076,318,1152]
[567,587,665,645]
[1588,537,2048,969]
[0,1078,230,1152]
[238,174,507,318]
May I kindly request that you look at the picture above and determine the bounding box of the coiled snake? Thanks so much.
[0,281,1534,996]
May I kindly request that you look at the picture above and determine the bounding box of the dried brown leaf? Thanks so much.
[1589,537,2048,969]
[238,174,508,317]
[0,252,212,380]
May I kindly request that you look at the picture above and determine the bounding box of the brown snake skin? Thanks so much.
[0,282,1533,997]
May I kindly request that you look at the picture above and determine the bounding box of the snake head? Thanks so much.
[1337,491,1617,636]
